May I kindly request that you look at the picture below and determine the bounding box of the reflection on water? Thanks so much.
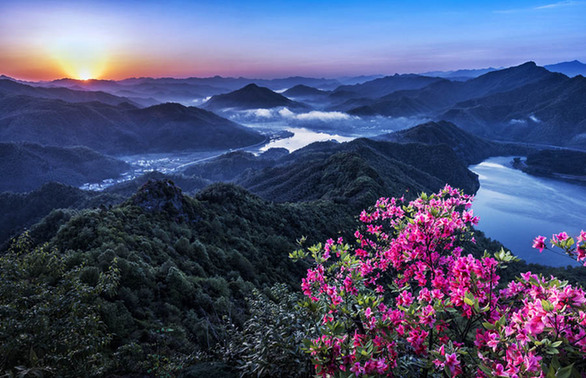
[470,156,586,267]
[259,127,355,152]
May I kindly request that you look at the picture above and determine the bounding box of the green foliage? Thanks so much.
[212,284,315,377]
[0,233,119,376]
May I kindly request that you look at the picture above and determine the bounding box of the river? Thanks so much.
[469,156,586,267]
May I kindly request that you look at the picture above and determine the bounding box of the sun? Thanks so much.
[48,36,109,81]
[77,69,93,81]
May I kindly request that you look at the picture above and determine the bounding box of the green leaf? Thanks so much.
[541,299,555,312]
[556,364,574,378]
[463,292,475,306]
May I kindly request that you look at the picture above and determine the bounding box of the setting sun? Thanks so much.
[77,69,94,81]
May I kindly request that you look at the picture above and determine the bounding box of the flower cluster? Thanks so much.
[294,186,586,377]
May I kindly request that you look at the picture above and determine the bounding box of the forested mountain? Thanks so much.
[0,96,265,154]
[236,138,479,207]
[1,179,355,374]
[0,142,130,192]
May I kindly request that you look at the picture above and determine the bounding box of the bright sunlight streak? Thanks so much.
[47,34,110,80]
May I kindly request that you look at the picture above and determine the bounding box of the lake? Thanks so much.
[469,156,586,267]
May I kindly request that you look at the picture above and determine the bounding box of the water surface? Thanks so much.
[470,157,586,267]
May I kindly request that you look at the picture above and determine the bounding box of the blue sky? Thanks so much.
[1,0,585,79]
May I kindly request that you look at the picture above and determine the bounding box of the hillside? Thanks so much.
[0,142,130,192]
[376,121,529,164]
[0,95,266,154]
[236,138,479,208]
[203,83,307,111]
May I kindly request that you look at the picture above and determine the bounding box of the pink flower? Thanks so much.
[532,235,546,252]
[445,353,462,375]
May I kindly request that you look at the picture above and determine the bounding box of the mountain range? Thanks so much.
[0,82,265,154]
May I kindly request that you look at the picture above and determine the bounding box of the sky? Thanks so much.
[1,0,585,81]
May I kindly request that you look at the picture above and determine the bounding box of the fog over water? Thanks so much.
[470,156,586,267]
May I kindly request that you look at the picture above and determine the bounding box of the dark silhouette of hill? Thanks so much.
[203,84,308,111]
[376,121,530,164]
[0,142,130,192]
[0,95,266,154]
[545,60,586,77]
[0,78,138,107]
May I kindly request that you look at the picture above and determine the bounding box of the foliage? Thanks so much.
[213,284,315,377]
[0,233,119,376]
[295,185,586,376]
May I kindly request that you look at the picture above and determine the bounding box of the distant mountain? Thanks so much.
[332,74,444,99]
[0,95,266,154]
[338,62,586,147]
[421,67,498,80]
[203,83,308,111]
[283,84,330,98]
[376,121,530,164]
[0,79,138,107]
[22,76,343,105]
[346,62,557,117]
[544,60,586,77]
[0,143,130,192]
[440,73,586,145]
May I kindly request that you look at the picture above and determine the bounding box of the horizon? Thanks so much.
[1,0,585,81]
[2,59,583,83]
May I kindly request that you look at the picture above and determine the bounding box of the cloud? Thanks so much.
[509,119,527,125]
[494,0,583,13]
[234,107,354,122]
[294,110,352,121]
[535,0,582,9]
[242,108,274,118]
[529,115,541,123]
